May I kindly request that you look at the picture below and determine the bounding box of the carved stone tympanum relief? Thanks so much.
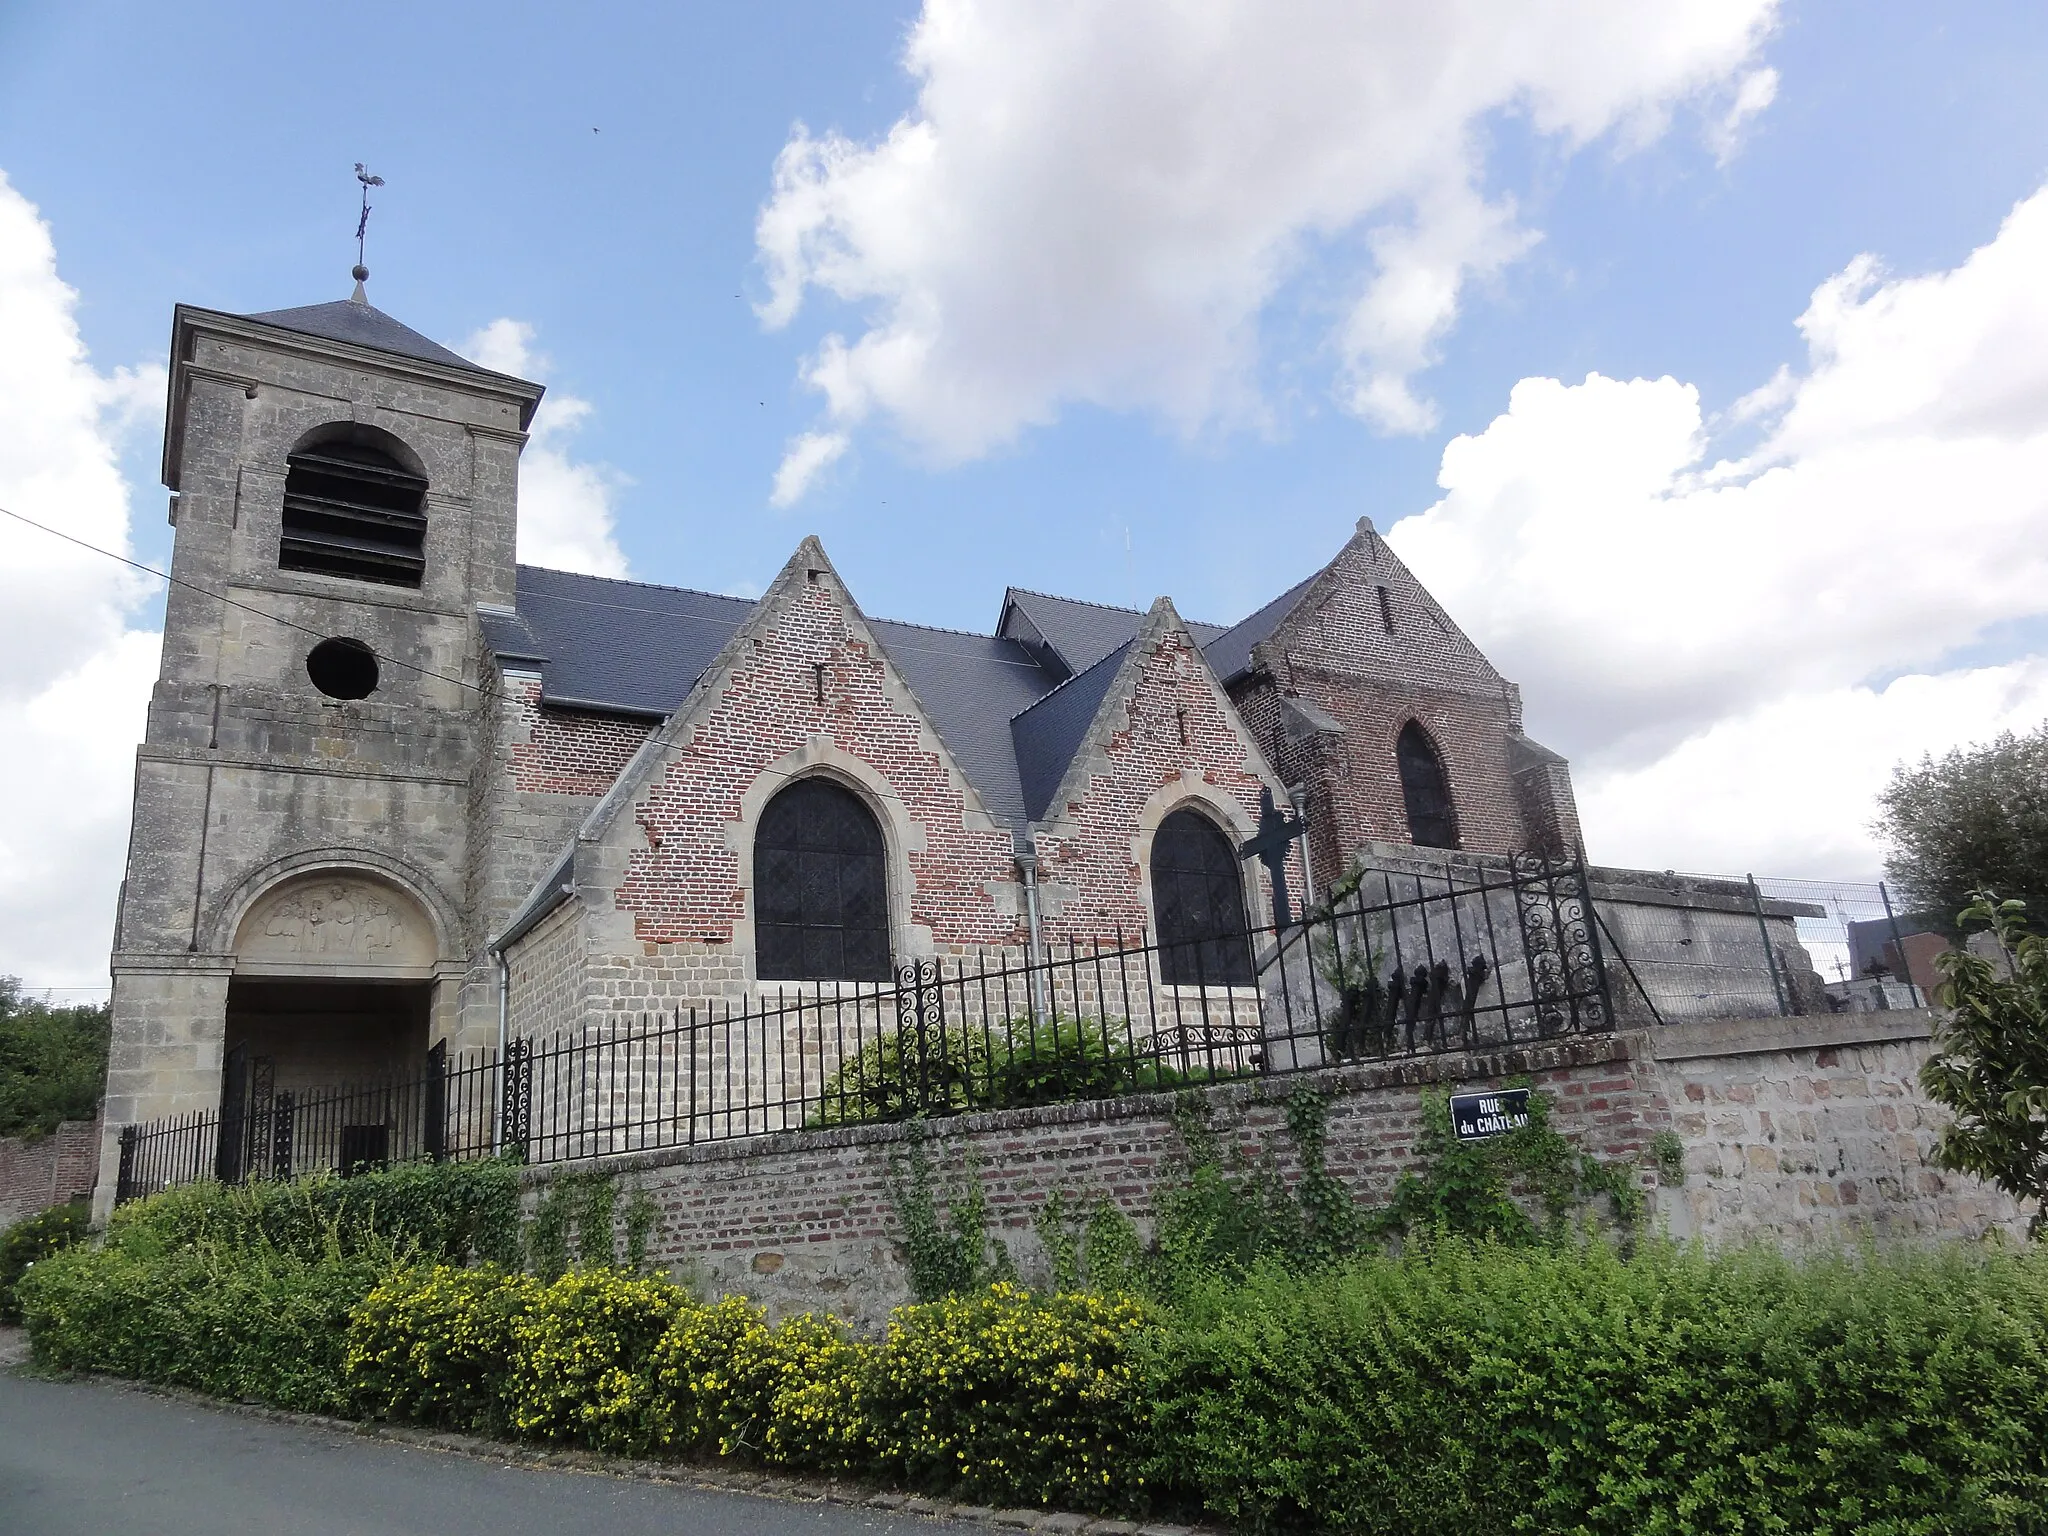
[234,875,436,973]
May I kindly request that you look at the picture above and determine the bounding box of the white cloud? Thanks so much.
[1388,185,2048,876]
[0,168,161,992]
[755,0,1779,489]
[458,319,629,577]
[1706,66,1778,164]
[769,430,849,508]
[1584,662,2048,877]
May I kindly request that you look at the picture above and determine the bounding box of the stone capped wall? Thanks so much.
[530,1036,1659,1332]
[526,1011,2026,1332]
[1643,1011,2028,1243]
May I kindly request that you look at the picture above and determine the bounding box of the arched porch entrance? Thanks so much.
[226,873,442,1097]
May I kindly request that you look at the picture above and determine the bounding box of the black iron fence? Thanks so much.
[116,851,1609,1201]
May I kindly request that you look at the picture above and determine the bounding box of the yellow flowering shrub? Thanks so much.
[345,1263,540,1431]
[862,1281,1152,1511]
[503,1268,689,1451]
[646,1294,775,1454]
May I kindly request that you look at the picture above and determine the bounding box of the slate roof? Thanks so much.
[864,620,1052,825]
[1010,641,1132,821]
[999,588,1226,678]
[1200,573,1317,683]
[485,562,1301,828]
[489,566,755,715]
[242,299,501,375]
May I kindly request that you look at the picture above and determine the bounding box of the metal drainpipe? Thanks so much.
[492,947,509,1154]
[1016,836,1050,1027]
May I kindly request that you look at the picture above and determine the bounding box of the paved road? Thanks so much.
[0,1366,976,1536]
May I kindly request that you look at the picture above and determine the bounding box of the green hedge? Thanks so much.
[102,1159,521,1267]
[0,1199,90,1323]
[21,1238,391,1415]
[812,1015,1198,1126]
[22,1180,2048,1532]
[1143,1240,2048,1534]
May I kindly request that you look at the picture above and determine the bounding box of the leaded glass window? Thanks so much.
[1152,807,1255,987]
[754,778,891,982]
[1397,722,1459,849]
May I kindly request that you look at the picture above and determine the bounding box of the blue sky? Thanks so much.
[5,2,2048,988]
[3,2,2041,619]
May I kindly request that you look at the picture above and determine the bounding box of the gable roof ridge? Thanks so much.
[1015,597,1281,826]
[563,536,838,859]
[1351,521,1506,682]
[518,563,758,606]
[1004,585,1141,617]
[1006,635,1133,725]
[1003,584,1226,631]
[867,613,1008,642]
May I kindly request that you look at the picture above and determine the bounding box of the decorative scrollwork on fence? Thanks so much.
[895,958,945,1112]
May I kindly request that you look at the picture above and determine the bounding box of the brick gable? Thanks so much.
[1031,604,1298,947]
[603,542,1025,952]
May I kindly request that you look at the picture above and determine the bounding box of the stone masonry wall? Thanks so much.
[527,1011,2024,1333]
[1,1119,100,1231]
[1644,1011,2030,1243]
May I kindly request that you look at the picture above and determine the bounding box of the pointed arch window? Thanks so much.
[754,777,891,982]
[1152,807,1255,987]
[1397,722,1459,849]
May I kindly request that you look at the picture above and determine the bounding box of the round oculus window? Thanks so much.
[306,637,379,700]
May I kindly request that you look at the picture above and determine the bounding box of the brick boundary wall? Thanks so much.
[528,1036,1660,1332]
[526,1011,2030,1332]
[0,1118,101,1232]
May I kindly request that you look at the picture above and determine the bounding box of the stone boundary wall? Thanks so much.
[1640,1010,2029,1244]
[527,1009,2030,1331]
[0,1118,100,1231]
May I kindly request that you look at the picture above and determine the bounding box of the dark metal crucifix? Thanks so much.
[1239,785,1307,930]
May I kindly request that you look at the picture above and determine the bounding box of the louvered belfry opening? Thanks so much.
[280,437,429,587]
[1397,721,1459,849]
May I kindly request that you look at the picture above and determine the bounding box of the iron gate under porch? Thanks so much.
[115,851,1611,1199]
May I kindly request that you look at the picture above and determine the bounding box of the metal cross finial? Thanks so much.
[352,163,385,294]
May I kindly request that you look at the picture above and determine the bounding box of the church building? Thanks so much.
[95,282,1582,1204]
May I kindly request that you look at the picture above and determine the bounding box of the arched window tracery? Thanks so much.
[753,777,891,982]
[1397,721,1459,849]
[1151,806,1255,987]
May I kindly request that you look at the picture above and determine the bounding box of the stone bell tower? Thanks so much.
[96,281,543,1212]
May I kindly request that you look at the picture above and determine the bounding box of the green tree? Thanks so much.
[1921,895,2048,1237]
[0,978,110,1139]
[1876,724,2048,926]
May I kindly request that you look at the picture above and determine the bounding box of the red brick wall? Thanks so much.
[1035,629,1300,945]
[615,577,1025,949]
[0,1118,100,1230]
[534,1038,1657,1330]
[1237,528,1534,872]
[508,683,653,797]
